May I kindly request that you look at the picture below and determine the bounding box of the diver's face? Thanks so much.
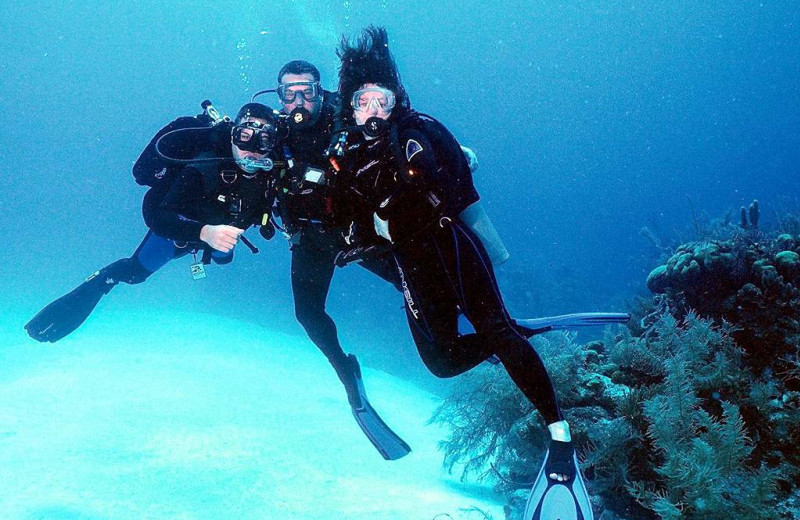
[279,72,323,123]
[231,116,271,162]
[353,83,394,126]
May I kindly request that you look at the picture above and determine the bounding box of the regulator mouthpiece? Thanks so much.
[236,157,274,172]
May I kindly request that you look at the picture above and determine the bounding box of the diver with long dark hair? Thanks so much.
[248,60,502,460]
[333,26,604,520]
[25,102,279,343]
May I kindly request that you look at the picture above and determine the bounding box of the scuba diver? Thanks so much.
[25,102,279,343]
[249,61,492,461]
[334,26,621,519]
[249,60,411,460]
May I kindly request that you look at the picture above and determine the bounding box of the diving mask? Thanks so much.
[276,81,321,104]
[232,121,277,154]
[352,87,396,113]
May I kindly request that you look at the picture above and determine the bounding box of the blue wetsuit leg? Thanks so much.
[210,249,234,264]
[132,230,188,276]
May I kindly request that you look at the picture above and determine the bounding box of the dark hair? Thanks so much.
[234,103,275,124]
[337,26,409,124]
[277,60,321,84]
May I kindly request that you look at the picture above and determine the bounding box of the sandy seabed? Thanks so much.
[0,308,504,520]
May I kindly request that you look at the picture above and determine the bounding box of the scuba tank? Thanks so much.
[458,202,509,266]
[394,112,509,266]
[132,100,228,187]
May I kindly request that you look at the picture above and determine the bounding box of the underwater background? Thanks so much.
[1,1,799,519]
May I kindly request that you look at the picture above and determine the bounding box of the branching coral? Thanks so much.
[432,206,800,519]
[432,307,797,520]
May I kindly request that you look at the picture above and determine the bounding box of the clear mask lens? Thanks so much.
[352,87,396,113]
[277,81,321,104]
[232,122,276,154]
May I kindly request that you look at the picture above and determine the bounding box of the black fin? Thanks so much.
[25,276,111,343]
[23,260,136,343]
[346,354,411,460]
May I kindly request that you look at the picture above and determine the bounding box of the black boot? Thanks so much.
[338,354,367,409]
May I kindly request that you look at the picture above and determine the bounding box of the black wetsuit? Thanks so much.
[274,96,400,397]
[339,111,562,424]
[130,122,274,277]
[25,121,275,343]
[148,158,271,245]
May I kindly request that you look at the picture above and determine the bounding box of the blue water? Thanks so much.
[1,1,799,517]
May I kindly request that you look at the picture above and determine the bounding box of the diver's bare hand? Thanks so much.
[200,224,244,253]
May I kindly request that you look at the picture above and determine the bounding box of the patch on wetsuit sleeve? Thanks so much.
[405,139,423,161]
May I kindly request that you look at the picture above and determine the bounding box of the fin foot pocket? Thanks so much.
[545,440,577,482]
[524,441,594,520]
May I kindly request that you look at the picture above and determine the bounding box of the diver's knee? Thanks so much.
[428,366,460,379]
[420,355,464,379]
[211,251,233,265]
[422,345,490,378]
[294,304,324,329]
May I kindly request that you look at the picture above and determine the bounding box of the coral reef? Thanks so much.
[645,227,800,381]
[432,203,800,520]
[433,315,799,519]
